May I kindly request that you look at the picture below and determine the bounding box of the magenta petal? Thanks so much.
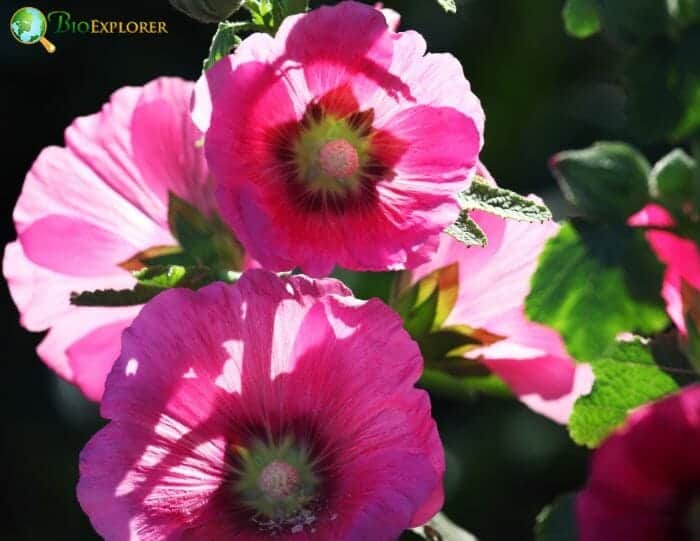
[379,105,480,181]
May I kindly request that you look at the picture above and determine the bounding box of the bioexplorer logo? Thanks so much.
[10,7,55,52]
[10,6,169,53]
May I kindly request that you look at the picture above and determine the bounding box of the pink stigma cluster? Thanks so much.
[319,139,360,179]
[258,460,301,500]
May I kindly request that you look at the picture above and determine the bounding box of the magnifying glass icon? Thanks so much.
[10,7,56,53]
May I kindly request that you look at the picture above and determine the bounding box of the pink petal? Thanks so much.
[19,215,139,276]
[377,105,480,182]
[276,1,395,109]
[627,203,676,228]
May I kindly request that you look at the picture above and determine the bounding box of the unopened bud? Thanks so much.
[169,0,245,23]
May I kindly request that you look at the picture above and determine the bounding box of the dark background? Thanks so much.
[1,0,626,539]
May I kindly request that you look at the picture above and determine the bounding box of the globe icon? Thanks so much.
[10,7,56,53]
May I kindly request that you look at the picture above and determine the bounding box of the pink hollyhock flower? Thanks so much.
[77,270,444,540]
[193,0,484,276]
[410,205,593,424]
[629,204,700,336]
[3,77,217,401]
[577,384,700,541]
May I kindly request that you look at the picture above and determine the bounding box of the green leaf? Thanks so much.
[445,212,487,247]
[649,148,696,204]
[525,221,668,361]
[71,265,231,307]
[535,493,578,541]
[411,513,477,541]
[569,339,683,447]
[70,285,164,307]
[168,192,244,269]
[562,0,601,38]
[550,142,651,221]
[436,0,457,13]
[203,21,246,70]
[460,177,552,222]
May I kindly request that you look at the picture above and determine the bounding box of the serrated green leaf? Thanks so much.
[460,177,552,222]
[649,148,696,205]
[550,142,651,221]
[168,192,244,269]
[411,513,477,541]
[435,0,457,13]
[445,212,487,247]
[562,0,601,38]
[569,339,683,447]
[203,21,246,70]
[535,493,578,541]
[525,221,668,361]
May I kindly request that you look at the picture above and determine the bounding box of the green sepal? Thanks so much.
[167,192,244,270]
[550,142,651,221]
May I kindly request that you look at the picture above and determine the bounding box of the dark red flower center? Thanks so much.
[268,87,406,215]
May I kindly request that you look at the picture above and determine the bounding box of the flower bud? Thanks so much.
[169,0,244,23]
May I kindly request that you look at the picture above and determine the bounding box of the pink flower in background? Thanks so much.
[193,0,484,276]
[78,271,444,540]
[629,204,700,336]
[374,2,401,31]
[3,77,214,401]
[410,205,593,424]
[577,384,700,541]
